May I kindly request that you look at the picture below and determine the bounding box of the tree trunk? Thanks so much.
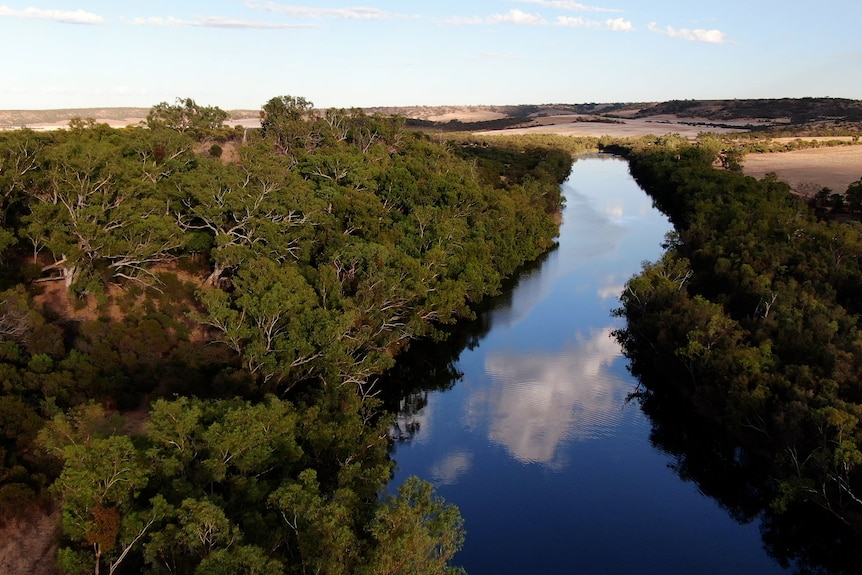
[204,262,225,287]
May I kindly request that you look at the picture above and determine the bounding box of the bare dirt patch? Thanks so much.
[426,110,508,122]
[743,146,862,194]
[0,509,61,575]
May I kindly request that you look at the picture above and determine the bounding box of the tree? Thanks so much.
[362,476,466,575]
[260,95,318,160]
[196,257,345,389]
[146,97,229,137]
[0,129,44,226]
[54,434,160,575]
[175,150,319,286]
[268,469,360,575]
[24,128,183,289]
[845,178,862,215]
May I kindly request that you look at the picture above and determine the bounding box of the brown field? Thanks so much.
[743,146,862,196]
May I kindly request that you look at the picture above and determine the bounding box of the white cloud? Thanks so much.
[0,6,105,24]
[129,15,313,29]
[517,0,621,12]
[648,22,727,44]
[245,1,398,20]
[605,17,632,32]
[442,15,484,25]
[488,9,547,25]
[556,16,601,28]
[556,15,631,31]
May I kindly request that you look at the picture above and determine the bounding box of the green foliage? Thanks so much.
[614,138,862,534]
[363,476,466,575]
[41,394,462,574]
[22,124,187,289]
[0,94,578,573]
[147,97,230,138]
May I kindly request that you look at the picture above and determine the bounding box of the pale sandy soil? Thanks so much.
[743,146,862,195]
[426,111,507,122]
[476,115,748,138]
[5,117,146,131]
[12,116,261,131]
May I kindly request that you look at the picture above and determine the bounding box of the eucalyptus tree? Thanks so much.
[23,124,184,290]
[174,145,322,286]
[146,97,229,138]
[260,95,318,162]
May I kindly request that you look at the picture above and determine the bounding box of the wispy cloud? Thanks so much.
[556,16,601,29]
[245,1,400,20]
[0,5,105,24]
[488,9,547,25]
[430,451,473,485]
[129,15,313,29]
[648,22,727,44]
[443,15,484,25]
[516,0,622,13]
[447,8,629,30]
[556,15,632,31]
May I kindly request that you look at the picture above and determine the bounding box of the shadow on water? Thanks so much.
[632,372,862,575]
[375,248,555,440]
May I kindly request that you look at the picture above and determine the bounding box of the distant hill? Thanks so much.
[3,98,861,132]
[0,107,260,130]
[633,98,862,123]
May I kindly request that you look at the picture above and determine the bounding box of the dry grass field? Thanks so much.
[743,146,862,195]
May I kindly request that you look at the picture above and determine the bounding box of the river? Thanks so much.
[386,155,789,574]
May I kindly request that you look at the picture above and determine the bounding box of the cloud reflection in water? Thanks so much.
[430,451,474,485]
[468,327,629,467]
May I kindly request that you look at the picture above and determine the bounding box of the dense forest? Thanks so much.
[606,136,862,572]
[0,97,579,574]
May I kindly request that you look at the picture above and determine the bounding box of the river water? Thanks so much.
[387,155,789,574]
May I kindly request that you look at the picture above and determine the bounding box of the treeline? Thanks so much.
[606,136,862,565]
[704,133,862,162]
[0,96,575,573]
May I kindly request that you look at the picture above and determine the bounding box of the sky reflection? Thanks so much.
[466,327,627,467]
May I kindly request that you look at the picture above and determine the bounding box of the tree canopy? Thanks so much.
[0,95,579,574]
[609,136,862,568]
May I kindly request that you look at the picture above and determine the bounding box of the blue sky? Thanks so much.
[1,1,860,110]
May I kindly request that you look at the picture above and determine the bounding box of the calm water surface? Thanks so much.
[388,155,788,575]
